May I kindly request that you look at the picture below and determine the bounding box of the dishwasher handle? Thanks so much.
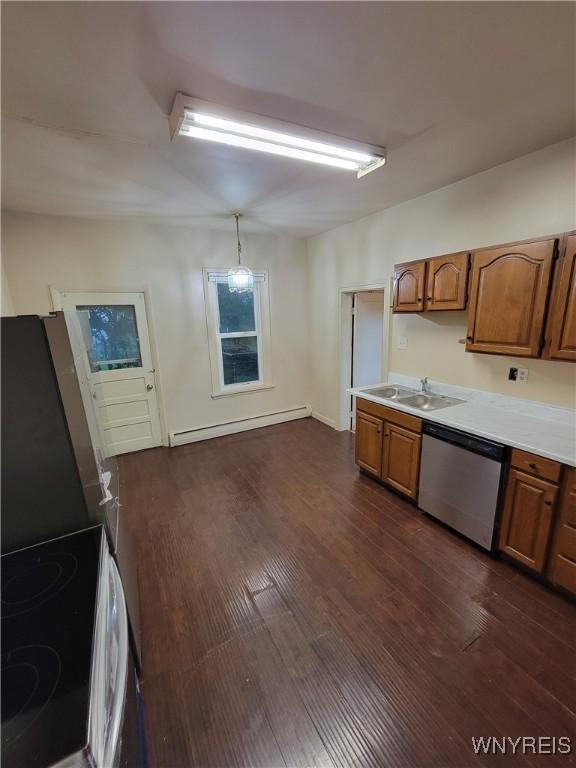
[422,422,506,462]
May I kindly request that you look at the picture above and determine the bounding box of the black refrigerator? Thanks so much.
[1,311,142,666]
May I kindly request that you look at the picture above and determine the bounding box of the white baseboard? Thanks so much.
[170,405,311,447]
[311,410,337,429]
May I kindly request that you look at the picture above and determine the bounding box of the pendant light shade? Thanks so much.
[227,265,253,292]
[228,213,253,293]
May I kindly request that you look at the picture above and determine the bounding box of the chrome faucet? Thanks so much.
[420,377,430,394]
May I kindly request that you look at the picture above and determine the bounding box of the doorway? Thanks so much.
[53,290,162,456]
[352,291,385,388]
[339,284,390,432]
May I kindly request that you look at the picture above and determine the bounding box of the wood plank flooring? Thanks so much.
[119,418,576,768]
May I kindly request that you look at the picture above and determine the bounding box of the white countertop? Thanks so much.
[350,382,576,467]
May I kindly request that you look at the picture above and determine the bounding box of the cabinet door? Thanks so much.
[547,467,576,594]
[425,252,470,311]
[545,234,576,361]
[382,423,421,499]
[392,261,426,313]
[466,239,557,357]
[355,411,383,476]
[499,468,557,572]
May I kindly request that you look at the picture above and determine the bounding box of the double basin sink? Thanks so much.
[361,385,465,412]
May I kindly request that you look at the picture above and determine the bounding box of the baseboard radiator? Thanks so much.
[170,405,312,447]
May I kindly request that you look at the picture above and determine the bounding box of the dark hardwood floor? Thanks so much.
[119,418,576,768]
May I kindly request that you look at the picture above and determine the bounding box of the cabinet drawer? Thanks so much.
[510,449,561,483]
[356,399,422,433]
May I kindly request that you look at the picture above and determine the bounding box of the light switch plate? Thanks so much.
[397,337,408,350]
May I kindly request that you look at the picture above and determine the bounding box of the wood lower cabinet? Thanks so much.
[355,410,383,476]
[499,468,558,572]
[547,467,576,594]
[355,399,422,499]
[392,261,426,312]
[382,422,421,499]
[466,238,557,357]
[425,252,470,311]
[544,233,576,361]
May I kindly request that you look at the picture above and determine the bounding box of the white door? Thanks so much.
[56,291,162,457]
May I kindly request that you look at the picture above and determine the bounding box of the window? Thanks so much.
[204,271,272,396]
[77,304,143,372]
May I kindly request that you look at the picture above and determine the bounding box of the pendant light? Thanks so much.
[228,212,254,293]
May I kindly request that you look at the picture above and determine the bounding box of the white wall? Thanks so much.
[307,137,576,425]
[1,213,310,438]
[3,137,575,440]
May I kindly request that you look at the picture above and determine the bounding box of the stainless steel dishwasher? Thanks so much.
[418,422,506,551]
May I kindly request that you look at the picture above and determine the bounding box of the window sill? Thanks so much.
[211,383,275,399]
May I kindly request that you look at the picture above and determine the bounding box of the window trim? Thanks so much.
[203,269,273,398]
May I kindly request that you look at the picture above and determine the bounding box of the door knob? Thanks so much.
[146,384,154,391]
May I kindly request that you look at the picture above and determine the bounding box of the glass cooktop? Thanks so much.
[1,526,104,768]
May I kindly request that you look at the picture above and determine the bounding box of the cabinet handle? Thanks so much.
[544,500,553,507]
[528,462,538,470]
[466,335,473,341]
[427,296,432,301]
[377,424,382,433]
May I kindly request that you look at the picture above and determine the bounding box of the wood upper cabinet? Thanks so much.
[425,252,470,311]
[392,261,426,313]
[355,411,383,476]
[381,422,421,499]
[499,468,558,572]
[547,467,576,595]
[544,234,576,361]
[466,239,557,357]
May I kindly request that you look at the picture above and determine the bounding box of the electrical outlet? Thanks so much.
[508,367,529,383]
[397,337,408,350]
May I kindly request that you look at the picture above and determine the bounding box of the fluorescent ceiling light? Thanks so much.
[169,93,386,178]
[180,124,361,170]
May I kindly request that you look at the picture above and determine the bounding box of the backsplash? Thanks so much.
[390,313,576,409]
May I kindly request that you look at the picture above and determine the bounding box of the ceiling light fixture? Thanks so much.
[228,212,253,293]
[169,93,386,178]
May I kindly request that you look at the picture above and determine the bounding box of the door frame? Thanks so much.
[338,280,392,432]
[50,286,169,447]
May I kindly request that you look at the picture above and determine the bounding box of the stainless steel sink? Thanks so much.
[397,393,465,411]
[362,385,416,400]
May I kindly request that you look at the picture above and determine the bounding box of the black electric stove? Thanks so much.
[1,526,104,768]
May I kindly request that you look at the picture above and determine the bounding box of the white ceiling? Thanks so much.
[2,2,575,237]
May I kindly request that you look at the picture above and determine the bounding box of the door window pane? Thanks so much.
[221,337,259,385]
[217,283,256,333]
[77,305,142,372]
